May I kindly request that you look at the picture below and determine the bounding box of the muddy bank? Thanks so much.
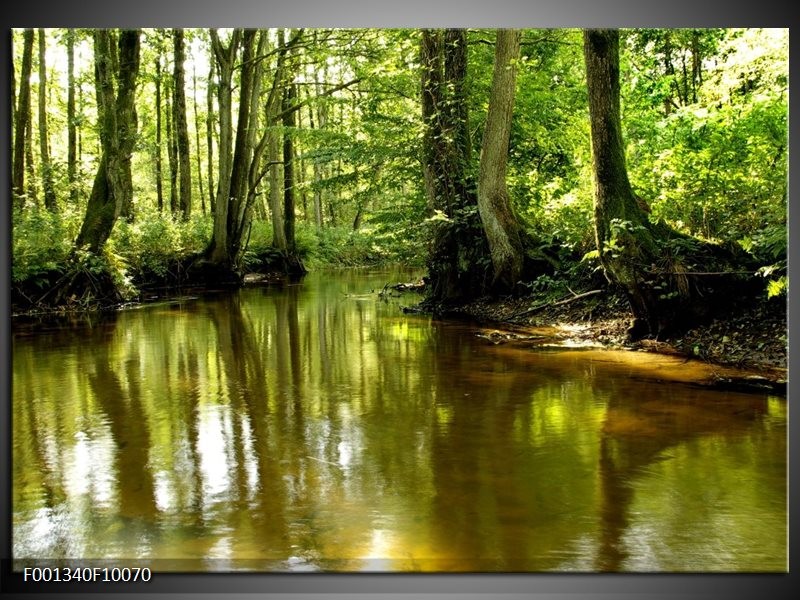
[435,286,787,395]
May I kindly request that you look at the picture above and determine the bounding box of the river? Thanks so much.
[12,267,787,572]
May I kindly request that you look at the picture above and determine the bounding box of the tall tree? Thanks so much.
[421,28,490,303]
[11,32,16,156]
[266,28,293,253]
[74,29,141,253]
[584,28,748,338]
[173,28,192,219]
[66,29,78,203]
[192,60,206,213]
[38,29,57,211]
[12,28,34,208]
[477,28,524,291]
[205,57,216,214]
[206,27,241,269]
[166,60,178,214]
[154,48,164,211]
[280,36,305,274]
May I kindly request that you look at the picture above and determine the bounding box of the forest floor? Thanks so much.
[433,285,788,394]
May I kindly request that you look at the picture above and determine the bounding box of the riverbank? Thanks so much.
[438,285,787,394]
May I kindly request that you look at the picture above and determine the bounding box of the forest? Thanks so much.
[9,27,789,573]
[10,27,788,346]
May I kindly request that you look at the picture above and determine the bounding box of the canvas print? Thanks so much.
[11,27,787,573]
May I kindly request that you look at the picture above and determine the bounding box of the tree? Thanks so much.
[583,29,749,338]
[421,28,491,303]
[476,29,525,291]
[12,28,34,208]
[154,44,164,211]
[173,28,192,219]
[206,57,216,214]
[74,29,141,253]
[166,50,178,214]
[38,29,57,211]
[66,29,78,203]
[205,28,240,272]
[192,60,206,213]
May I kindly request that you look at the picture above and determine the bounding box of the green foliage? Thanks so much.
[766,276,787,299]
[623,28,787,247]
[10,27,789,309]
[107,211,212,281]
[12,206,81,284]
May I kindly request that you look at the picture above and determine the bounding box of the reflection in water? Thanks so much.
[12,268,787,571]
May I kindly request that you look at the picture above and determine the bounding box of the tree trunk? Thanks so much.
[420,29,444,213]
[11,32,16,159]
[166,66,178,215]
[192,61,206,214]
[268,120,287,250]
[583,28,749,338]
[420,28,492,303]
[282,79,299,261]
[66,29,78,203]
[12,28,34,208]
[38,29,57,211]
[206,58,216,215]
[26,102,37,206]
[173,28,192,219]
[207,28,239,267]
[75,29,141,253]
[155,51,164,212]
[311,31,326,231]
[584,29,664,336]
[224,29,258,262]
[477,29,524,291]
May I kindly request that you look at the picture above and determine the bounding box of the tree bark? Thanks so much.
[11,32,16,158]
[38,29,57,211]
[206,28,240,266]
[75,29,141,253]
[420,29,445,213]
[583,29,749,338]
[166,62,178,214]
[477,29,524,291]
[66,29,78,203]
[206,57,216,215]
[584,29,663,334]
[421,28,491,303]
[268,118,287,250]
[173,28,192,219]
[282,79,298,258]
[192,61,206,213]
[155,50,164,212]
[12,28,34,208]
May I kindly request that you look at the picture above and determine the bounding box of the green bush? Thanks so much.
[12,206,81,285]
[107,211,212,281]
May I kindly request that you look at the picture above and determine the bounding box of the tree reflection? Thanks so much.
[594,379,776,571]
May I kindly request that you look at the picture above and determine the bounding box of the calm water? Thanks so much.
[12,268,787,572]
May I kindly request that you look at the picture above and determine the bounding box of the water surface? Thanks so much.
[12,268,787,571]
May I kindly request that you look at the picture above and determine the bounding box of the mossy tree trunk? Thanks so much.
[477,29,524,291]
[154,48,164,212]
[421,28,491,304]
[66,29,78,203]
[38,29,57,211]
[75,29,141,254]
[584,29,750,338]
[206,28,240,270]
[173,28,192,219]
[206,57,216,215]
[12,28,34,208]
